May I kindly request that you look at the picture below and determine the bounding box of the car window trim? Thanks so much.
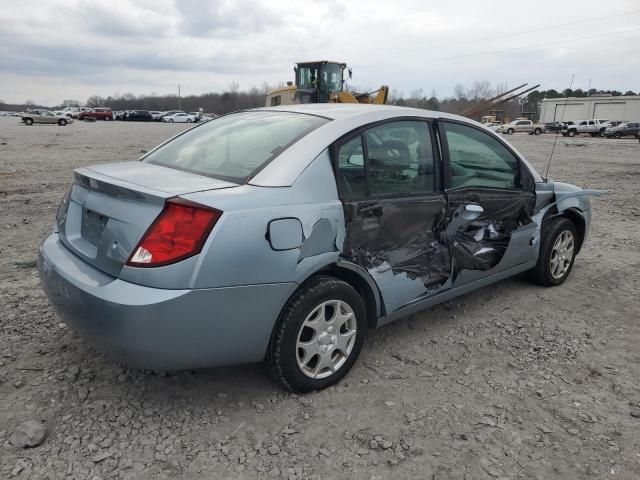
[436,118,524,192]
[330,116,442,201]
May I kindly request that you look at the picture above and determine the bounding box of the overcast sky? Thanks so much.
[1,0,639,106]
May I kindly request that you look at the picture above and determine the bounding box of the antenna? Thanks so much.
[544,74,575,182]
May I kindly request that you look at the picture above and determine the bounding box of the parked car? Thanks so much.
[604,121,640,138]
[150,111,163,120]
[78,108,113,121]
[482,122,503,133]
[38,105,601,392]
[502,119,544,135]
[126,110,153,122]
[156,110,184,121]
[561,119,609,137]
[543,121,572,133]
[162,112,196,123]
[71,107,92,119]
[21,109,73,126]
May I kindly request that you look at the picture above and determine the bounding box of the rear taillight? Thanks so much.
[127,198,222,268]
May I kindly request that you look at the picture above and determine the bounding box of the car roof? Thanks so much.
[249,104,540,186]
[254,103,447,121]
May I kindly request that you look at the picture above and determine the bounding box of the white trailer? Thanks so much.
[539,95,640,123]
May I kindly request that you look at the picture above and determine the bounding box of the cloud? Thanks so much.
[0,0,639,105]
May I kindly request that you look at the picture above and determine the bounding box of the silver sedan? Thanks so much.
[38,104,601,392]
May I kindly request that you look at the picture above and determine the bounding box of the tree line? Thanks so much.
[1,82,637,120]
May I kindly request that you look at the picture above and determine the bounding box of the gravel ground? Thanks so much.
[1,118,639,480]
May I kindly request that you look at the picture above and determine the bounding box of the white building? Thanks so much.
[539,95,640,123]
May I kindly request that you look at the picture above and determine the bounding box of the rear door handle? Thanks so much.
[358,202,383,217]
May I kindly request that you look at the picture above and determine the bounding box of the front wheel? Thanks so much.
[266,276,367,392]
[24,118,34,125]
[58,119,67,126]
[186,119,192,123]
[169,119,174,123]
[614,132,621,139]
[507,128,514,135]
[529,217,577,287]
[534,128,541,135]
[567,130,576,137]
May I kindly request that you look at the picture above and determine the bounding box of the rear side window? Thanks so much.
[335,120,435,200]
[443,122,518,190]
[144,111,328,183]
[364,121,434,198]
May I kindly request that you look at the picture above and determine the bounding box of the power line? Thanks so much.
[361,27,640,70]
[377,9,640,57]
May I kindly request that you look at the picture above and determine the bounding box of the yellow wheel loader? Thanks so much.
[266,61,389,107]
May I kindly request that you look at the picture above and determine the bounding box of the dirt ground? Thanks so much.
[1,117,639,480]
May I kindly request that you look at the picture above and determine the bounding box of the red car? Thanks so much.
[78,108,113,121]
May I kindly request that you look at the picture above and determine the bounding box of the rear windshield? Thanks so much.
[143,111,329,183]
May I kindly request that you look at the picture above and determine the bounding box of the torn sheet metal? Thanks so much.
[298,217,339,262]
[445,193,535,276]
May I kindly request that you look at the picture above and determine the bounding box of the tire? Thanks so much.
[187,119,192,123]
[24,118,33,125]
[589,133,598,137]
[266,276,367,393]
[529,217,578,287]
[567,130,576,137]
[534,128,542,135]
[58,119,67,126]
[507,128,514,135]
[614,132,621,139]
[169,119,174,123]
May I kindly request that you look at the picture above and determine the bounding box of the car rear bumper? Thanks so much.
[38,233,297,370]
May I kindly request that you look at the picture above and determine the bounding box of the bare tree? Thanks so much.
[86,95,106,107]
[453,83,466,100]
[468,80,492,101]
[61,99,81,107]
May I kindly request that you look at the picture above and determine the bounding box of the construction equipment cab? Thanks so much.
[266,61,388,106]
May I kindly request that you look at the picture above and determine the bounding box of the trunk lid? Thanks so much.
[57,162,237,277]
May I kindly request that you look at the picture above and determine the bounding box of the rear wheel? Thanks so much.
[614,132,621,139]
[567,130,576,137]
[58,119,67,126]
[24,118,33,125]
[534,128,542,135]
[507,128,514,134]
[266,276,367,392]
[169,119,174,123]
[529,217,577,287]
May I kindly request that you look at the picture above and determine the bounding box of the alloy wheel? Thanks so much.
[550,230,574,279]
[295,300,357,379]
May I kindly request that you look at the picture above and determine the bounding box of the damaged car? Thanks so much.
[38,104,601,392]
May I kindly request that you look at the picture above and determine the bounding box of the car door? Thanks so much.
[438,120,537,287]
[515,120,529,132]
[42,111,56,124]
[333,119,451,313]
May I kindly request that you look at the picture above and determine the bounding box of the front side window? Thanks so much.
[443,122,518,190]
[144,111,329,183]
[297,66,319,89]
[321,64,343,92]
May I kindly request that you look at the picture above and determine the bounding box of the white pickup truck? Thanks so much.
[561,119,610,137]
[502,119,545,135]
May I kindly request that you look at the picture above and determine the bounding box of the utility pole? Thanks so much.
[178,84,181,110]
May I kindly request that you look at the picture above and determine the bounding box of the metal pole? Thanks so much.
[178,85,181,110]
